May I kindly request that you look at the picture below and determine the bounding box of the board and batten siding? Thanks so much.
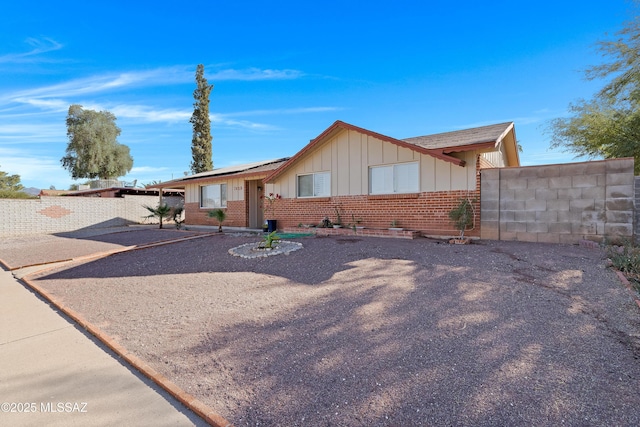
[267,128,476,197]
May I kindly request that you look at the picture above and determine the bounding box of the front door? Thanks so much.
[247,180,263,229]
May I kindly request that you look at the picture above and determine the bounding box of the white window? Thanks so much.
[200,184,227,208]
[369,162,419,194]
[297,172,330,198]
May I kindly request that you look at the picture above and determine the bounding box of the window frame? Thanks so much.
[297,171,331,198]
[199,183,227,208]
[369,161,419,195]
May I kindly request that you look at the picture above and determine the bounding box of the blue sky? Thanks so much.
[0,1,634,190]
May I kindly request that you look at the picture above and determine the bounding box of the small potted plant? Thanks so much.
[448,197,475,244]
[389,220,403,231]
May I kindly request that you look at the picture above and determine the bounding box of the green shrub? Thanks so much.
[448,197,475,239]
[607,241,640,292]
[0,190,36,199]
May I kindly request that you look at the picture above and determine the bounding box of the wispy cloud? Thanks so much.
[224,106,341,117]
[209,68,304,81]
[7,66,304,102]
[130,166,170,173]
[109,105,277,129]
[1,66,306,111]
[111,105,191,123]
[12,97,70,112]
[0,147,67,184]
[2,67,192,104]
[0,38,64,63]
[111,104,327,129]
[0,123,65,143]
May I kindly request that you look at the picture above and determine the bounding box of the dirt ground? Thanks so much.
[5,227,640,426]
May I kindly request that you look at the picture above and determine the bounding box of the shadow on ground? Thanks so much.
[24,234,640,425]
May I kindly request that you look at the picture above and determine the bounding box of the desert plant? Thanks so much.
[144,203,173,229]
[261,230,280,249]
[333,207,342,225]
[319,216,332,228]
[606,241,640,293]
[448,198,474,239]
[208,208,226,232]
[607,241,640,273]
[172,206,185,230]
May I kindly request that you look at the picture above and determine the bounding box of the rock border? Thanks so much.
[228,240,303,259]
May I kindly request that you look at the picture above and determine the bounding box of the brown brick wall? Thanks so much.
[182,157,483,237]
[270,190,480,237]
[184,200,248,227]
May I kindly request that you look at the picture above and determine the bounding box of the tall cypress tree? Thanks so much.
[190,64,214,174]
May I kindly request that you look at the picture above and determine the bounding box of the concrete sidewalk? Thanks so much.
[0,266,210,427]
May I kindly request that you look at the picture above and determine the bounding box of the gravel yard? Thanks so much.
[11,229,640,426]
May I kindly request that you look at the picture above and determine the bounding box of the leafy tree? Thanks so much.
[61,104,134,180]
[548,10,640,173]
[0,165,31,198]
[190,64,214,174]
[0,165,24,192]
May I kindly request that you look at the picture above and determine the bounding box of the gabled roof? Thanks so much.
[146,158,289,189]
[264,121,468,183]
[402,122,515,152]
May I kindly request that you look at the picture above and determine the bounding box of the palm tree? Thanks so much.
[144,203,173,229]
[208,209,226,232]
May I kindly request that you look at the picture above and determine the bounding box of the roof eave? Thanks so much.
[146,169,277,189]
[503,123,520,166]
[442,140,498,153]
[146,159,288,189]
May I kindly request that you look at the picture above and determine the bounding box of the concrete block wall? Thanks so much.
[0,195,182,237]
[481,158,635,244]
